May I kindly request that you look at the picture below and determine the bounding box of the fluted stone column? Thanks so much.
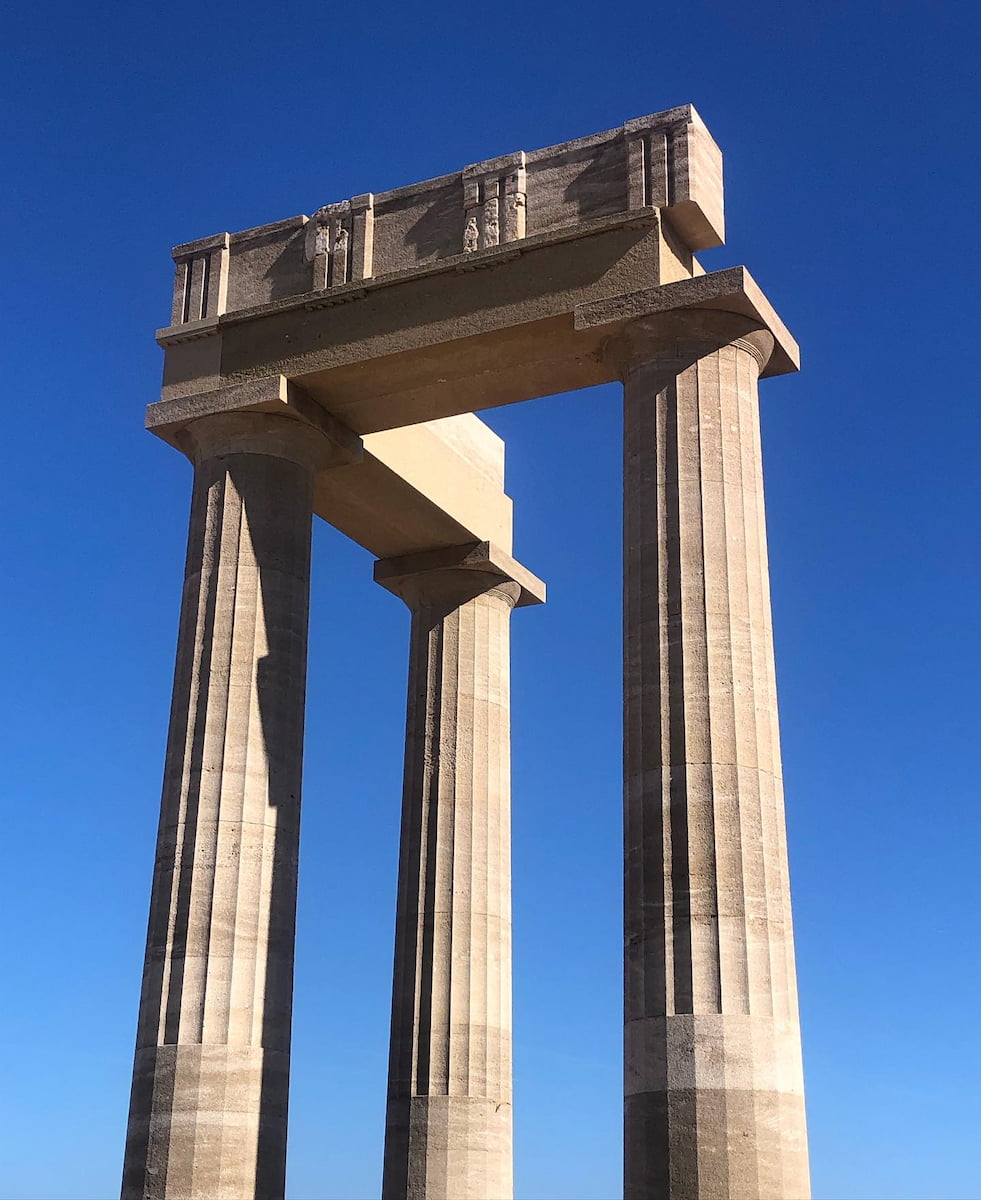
[122,412,330,1200]
[619,312,810,1200]
[375,544,544,1200]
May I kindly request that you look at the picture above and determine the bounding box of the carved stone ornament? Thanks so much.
[304,200,351,263]
[463,216,480,254]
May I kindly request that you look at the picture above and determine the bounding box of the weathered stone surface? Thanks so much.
[129,104,809,1200]
[147,376,519,560]
[156,238,797,438]
[376,545,544,1200]
[618,312,809,1199]
[121,413,328,1200]
[164,106,722,328]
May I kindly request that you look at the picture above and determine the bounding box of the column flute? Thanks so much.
[376,543,544,1200]
[122,412,334,1200]
[618,312,810,1200]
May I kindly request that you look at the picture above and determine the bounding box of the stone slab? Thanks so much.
[147,377,517,560]
[157,243,797,442]
[161,105,723,333]
[374,541,545,608]
[575,265,800,375]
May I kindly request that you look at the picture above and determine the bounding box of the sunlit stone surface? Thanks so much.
[125,105,807,1199]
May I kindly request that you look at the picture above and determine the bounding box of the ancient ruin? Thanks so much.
[121,105,808,1199]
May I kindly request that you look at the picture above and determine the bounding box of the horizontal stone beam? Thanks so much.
[146,377,515,560]
[160,104,724,338]
[156,216,797,439]
[318,417,514,559]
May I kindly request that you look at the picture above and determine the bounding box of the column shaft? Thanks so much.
[622,321,810,1199]
[382,568,521,1200]
[122,414,319,1200]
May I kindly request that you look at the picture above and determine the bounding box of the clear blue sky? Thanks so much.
[1,2,979,1197]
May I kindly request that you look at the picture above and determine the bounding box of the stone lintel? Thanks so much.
[374,541,545,608]
[574,266,800,376]
[156,253,796,440]
[148,380,518,562]
[157,216,665,435]
[156,209,660,347]
[159,105,725,333]
[145,376,363,463]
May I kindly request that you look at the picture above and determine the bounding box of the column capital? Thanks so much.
[606,308,775,380]
[146,375,363,470]
[374,540,546,611]
[178,410,348,474]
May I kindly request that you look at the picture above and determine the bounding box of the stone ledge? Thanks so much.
[575,266,800,377]
[157,209,660,346]
[374,541,545,607]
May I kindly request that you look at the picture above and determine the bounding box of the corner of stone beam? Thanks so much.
[144,376,364,466]
[374,541,546,607]
[573,265,801,377]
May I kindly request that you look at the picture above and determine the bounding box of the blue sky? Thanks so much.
[1,2,979,1197]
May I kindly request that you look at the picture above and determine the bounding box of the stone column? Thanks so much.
[618,312,810,1200]
[122,412,330,1200]
[375,543,544,1200]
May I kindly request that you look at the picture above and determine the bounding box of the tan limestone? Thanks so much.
[146,377,515,560]
[618,313,809,1199]
[128,105,809,1200]
[375,544,544,1200]
[121,413,331,1200]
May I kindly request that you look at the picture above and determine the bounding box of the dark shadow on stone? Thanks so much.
[162,466,224,1046]
[259,226,312,302]
[561,139,629,223]
[381,608,442,1197]
[121,465,223,1198]
[403,181,464,262]
[625,1091,671,1200]
[247,453,313,1200]
[623,379,669,1022]
[662,381,695,1015]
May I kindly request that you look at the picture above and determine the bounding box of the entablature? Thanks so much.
[163,105,723,334]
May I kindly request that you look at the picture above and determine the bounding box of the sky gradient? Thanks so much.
[1,2,979,1197]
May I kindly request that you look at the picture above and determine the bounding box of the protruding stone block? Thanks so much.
[624,105,725,249]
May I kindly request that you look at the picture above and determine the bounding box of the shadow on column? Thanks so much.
[250,453,311,1200]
